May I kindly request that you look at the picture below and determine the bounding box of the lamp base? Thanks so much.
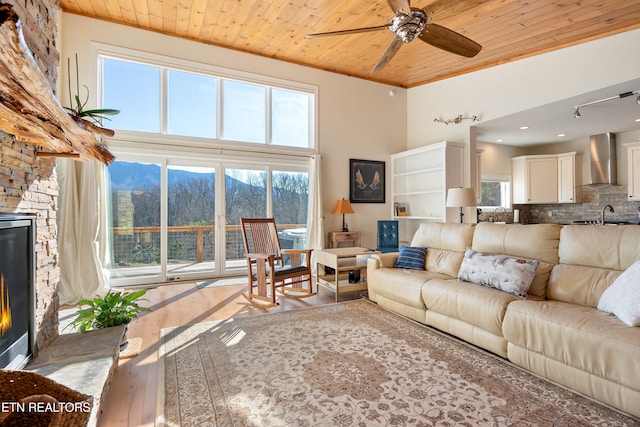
[342,215,349,232]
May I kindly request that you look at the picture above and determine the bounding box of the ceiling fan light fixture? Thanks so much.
[390,9,427,43]
[306,2,481,74]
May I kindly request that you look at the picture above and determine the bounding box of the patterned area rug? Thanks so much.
[157,300,638,426]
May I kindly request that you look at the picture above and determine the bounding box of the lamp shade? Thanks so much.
[333,198,355,214]
[446,188,476,208]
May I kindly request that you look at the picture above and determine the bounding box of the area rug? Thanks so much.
[156,300,638,426]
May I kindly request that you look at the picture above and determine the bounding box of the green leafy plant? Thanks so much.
[64,54,120,125]
[68,289,152,332]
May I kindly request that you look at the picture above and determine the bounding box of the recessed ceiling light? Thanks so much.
[520,126,529,130]
[557,133,566,137]
[496,139,504,143]
[635,118,640,122]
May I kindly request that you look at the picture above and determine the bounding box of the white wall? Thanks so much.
[59,13,407,248]
[407,28,640,191]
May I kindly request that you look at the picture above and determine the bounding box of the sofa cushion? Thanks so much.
[528,261,553,298]
[394,246,427,270]
[411,222,475,251]
[503,300,640,393]
[559,225,640,270]
[423,278,519,337]
[370,268,450,310]
[472,223,561,264]
[547,264,620,307]
[425,248,465,278]
[598,260,640,326]
[457,248,539,298]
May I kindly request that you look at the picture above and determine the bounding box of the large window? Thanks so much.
[99,53,315,149]
[107,158,309,285]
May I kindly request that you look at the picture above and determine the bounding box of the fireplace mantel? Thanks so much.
[0,3,114,165]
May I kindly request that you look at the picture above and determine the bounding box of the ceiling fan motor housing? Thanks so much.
[390,9,428,42]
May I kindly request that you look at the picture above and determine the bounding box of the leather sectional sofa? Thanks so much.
[366,222,640,418]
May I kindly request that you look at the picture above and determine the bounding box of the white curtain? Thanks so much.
[305,154,324,274]
[57,159,111,305]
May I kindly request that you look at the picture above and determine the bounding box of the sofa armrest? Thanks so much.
[368,252,399,270]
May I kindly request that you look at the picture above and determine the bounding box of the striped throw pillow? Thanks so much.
[394,246,427,270]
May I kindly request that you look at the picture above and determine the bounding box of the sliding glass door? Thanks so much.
[107,159,309,286]
[224,168,267,273]
[109,161,162,281]
[167,165,216,277]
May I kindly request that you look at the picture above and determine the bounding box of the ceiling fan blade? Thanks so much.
[418,23,482,57]
[306,25,390,38]
[387,0,411,15]
[371,38,404,74]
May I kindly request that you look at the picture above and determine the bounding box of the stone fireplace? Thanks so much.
[1,134,60,357]
[0,0,112,360]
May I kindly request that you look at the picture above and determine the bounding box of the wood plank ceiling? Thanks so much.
[60,0,640,88]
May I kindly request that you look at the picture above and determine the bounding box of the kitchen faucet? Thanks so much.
[600,204,614,225]
[493,206,507,223]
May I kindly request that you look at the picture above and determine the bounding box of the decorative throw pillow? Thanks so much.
[395,246,427,270]
[457,248,540,298]
[597,260,640,327]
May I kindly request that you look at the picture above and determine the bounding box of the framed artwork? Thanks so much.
[349,159,385,203]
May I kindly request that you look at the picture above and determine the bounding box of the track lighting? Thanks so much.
[573,90,640,118]
[434,114,479,125]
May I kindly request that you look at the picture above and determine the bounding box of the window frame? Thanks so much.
[478,174,512,211]
[92,43,318,155]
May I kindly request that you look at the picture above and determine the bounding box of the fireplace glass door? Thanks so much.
[0,216,34,369]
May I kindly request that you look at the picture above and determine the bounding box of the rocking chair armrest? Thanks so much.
[281,249,313,255]
[246,253,276,261]
[281,249,312,268]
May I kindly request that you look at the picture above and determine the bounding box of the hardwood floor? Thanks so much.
[96,280,360,426]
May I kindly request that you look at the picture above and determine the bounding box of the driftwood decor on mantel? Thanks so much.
[0,3,115,165]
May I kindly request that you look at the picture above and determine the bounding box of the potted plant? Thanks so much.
[68,289,151,350]
[64,54,120,136]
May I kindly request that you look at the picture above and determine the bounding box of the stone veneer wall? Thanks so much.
[0,0,61,351]
[482,185,640,225]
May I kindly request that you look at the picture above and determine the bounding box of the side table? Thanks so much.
[328,230,361,248]
[315,247,379,302]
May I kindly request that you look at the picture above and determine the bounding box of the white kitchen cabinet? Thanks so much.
[391,141,465,223]
[512,155,558,204]
[626,142,640,201]
[558,152,581,203]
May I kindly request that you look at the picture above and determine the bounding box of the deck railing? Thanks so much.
[111,224,305,266]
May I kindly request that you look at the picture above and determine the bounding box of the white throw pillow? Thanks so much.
[457,248,539,298]
[597,260,640,327]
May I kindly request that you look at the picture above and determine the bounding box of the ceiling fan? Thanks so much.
[306,0,482,74]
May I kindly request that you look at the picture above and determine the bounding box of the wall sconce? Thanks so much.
[573,90,640,118]
[434,115,479,125]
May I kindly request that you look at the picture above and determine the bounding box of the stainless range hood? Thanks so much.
[589,133,617,185]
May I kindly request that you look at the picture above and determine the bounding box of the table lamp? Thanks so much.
[333,198,355,231]
[446,188,476,223]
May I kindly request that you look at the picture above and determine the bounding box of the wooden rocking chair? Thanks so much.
[240,218,314,308]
